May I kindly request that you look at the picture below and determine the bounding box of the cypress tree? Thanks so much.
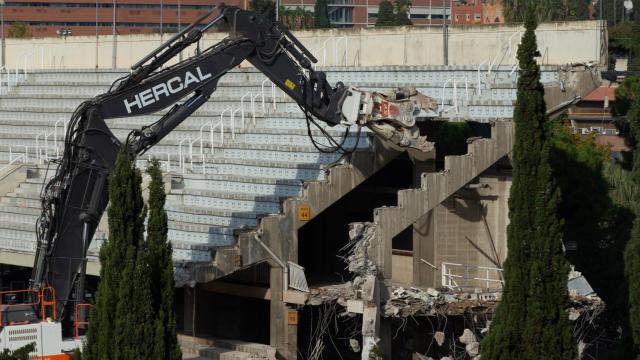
[84,151,155,359]
[481,9,576,360]
[375,0,396,26]
[146,160,182,360]
[313,0,331,28]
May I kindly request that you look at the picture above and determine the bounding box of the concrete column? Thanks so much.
[269,266,297,359]
[412,210,437,288]
[183,286,195,336]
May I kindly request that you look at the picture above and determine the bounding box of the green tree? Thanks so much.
[0,343,35,360]
[375,0,396,26]
[503,0,589,23]
[280,6,314,29]
[609,22,640,71]
[481,10,576,360]
[614,76,640,359]
[250,0,276,21]
[313,0,331,28]
[146,160,181,360]
[8,22,32,39]
[394,0,412,25]
[84,151,153,359]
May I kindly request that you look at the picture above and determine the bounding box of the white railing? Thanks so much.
[260,79,276,113]
[314,36,351,67]
[146,152,172,172]
[178,137,192,174]
[35,131,45,163]
[477,60,488,97]
[251,93,261,126]
[0,65,27,95]
[220,106,233,140]
[231,107,243,134]
[441,262,504,290]
[4,146,31,173]
[20,48,46,74]
[440,76,470,117]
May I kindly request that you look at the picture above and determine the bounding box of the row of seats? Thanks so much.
[0,64,548,267]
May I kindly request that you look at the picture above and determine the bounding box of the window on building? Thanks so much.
[455,14,459,21]
[590,127,603,134]
[474,13,481,21]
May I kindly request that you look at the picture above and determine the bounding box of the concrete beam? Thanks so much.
[0,250,100,276]
[367,120,515,279]
[201,280,307,305]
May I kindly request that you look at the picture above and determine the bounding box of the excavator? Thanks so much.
[0,4,437,358]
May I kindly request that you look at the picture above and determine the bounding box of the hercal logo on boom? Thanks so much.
[124,66,212,114]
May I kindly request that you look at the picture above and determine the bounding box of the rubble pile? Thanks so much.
[384,286,500,318]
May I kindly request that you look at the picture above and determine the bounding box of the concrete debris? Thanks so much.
[568,307,581,321]
[465,342,480,357]
[459,329,477,345]
[349,338,361,353]
[440,357,453,360]
[342,223,378,277]
[568,269,596,298]
[434,331,445,346]
[384,286,498,318]
[307,283,354,306]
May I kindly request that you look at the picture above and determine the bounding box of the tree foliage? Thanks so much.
[549,117,637,358]
[84,153,179,359]
[8,22,32,39]
[250,0,276,21]
[502,0,589,23]
[376,0,397,26]
[614,76,640,359]
[146,160,181,360]
[313,0,331,28]
[375,0,412,26]
[480,10,576,360]
[609,23,640,71]
[394,0,413,25]
[279,6,314,30]
[0,343,35,360]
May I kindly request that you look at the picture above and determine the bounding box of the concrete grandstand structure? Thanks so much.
[0,21,604,359]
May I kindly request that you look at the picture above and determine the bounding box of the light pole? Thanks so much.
[112,0,116,69]
[178,0,182,61]
[160,0,163,43]
[95,0,98,68]
[1,0,5,68]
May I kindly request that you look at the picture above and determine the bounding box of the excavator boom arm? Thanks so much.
[29,5,435,323]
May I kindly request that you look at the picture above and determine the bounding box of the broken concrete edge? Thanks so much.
[182,138,401,284]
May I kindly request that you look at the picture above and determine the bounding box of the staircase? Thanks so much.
[0,65,597,286]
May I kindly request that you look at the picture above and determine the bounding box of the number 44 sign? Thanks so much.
[298,206,310,221]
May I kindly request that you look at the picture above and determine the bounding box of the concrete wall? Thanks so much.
[432,172,511,289]
[3,20,605,70]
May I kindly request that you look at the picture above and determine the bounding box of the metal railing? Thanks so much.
[441,262,504,290]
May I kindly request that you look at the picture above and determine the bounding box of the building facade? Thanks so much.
[0,0,452,38]
[280,0,452,27]
[451,0,504,26]
[0,0,220,38]
[568,86,629,155]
